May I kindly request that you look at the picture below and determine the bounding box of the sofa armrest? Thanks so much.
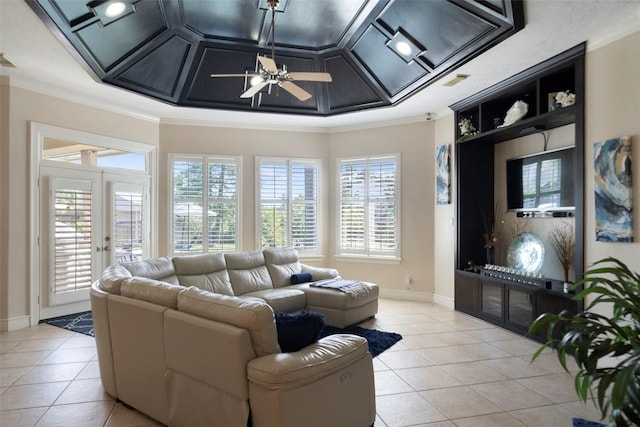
[247,334,368,389]
[300,264,339,281]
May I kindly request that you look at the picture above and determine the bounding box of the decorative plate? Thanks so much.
[506,232,545,273]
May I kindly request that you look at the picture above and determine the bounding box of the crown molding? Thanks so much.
[587,16,640,51]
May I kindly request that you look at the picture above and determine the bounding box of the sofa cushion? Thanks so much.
[100,263,133,294]
[120,277,184,309]
[173,253,234,295]
[225,251,273,295]
[122,257,180,285]
[290,282,380,310]
[240,288,307,313]
[177,287,281,357]
[274,311,325,352]
[263,248,302,288]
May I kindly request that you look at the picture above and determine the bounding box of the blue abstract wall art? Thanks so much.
[594,136,633,242]
[436,144,451,205]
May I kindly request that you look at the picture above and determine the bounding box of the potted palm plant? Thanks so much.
[529,257,640,426]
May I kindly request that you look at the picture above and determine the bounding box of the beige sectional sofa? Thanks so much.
[90,248,379,427]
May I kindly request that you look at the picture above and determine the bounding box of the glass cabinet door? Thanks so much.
[507,288,533,327]
[480,281,503,319]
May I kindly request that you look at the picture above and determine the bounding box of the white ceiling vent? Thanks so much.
[0,53,18,68]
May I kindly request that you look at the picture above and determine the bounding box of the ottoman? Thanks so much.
[291,282,379,328]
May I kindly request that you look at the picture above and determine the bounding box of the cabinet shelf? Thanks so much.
[457,105,576,145]
[451,43,585,337]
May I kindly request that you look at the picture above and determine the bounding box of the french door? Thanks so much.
[39,165,149,319]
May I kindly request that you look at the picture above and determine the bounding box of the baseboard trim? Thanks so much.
[379,288,434,303]
[378,289,456,310]
[0,315,31,332]
[433,293,455,310]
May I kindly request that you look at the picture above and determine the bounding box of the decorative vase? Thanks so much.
[486,246,495,265]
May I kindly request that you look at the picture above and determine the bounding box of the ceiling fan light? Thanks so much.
[250,75,264,86]
[105,2,127,17]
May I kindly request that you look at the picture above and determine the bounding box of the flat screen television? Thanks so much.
[506,147,575,212]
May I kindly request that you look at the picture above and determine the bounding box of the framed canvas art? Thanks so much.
[594,136,633,242]
[436,144,451,205]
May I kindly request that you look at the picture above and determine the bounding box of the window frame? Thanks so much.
[256,157,322,256]
[169,154,241,255]
[336,154,401,261]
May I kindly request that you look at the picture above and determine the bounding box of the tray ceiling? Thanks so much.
[27,0,524,116]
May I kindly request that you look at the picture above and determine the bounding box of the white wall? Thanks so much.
[583,31,640,311]
[0,84,158,330]
[328,121,437,301]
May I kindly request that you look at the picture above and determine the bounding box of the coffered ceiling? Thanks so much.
[26,0,524,116]
[2,1,639,130]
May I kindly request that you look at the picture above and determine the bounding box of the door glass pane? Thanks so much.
[113,190,144,262]
[53,187,93,294]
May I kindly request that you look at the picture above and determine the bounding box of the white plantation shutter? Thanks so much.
[339,162,366,251]
[258,158,319,251]
[291,162,318,248]
[52,183,94,296]
[338,155,400,258]
[171,156,239,254]
[112,188,144,262]
[208,160,238,252]
[368,159,397,253]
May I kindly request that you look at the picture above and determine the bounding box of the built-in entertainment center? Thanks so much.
[450,43,585,340]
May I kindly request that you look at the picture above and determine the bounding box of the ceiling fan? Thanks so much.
[209,0,332,102]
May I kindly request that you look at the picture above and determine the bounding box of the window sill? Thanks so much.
[334,255,401,265]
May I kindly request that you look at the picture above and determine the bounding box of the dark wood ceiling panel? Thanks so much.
[179,0,264,42]
[479,0,507,15]
[115,35,191,99]
[272,0,369,49]
[48,0,95,25]
[352,26,428,97]
[74,1,168,71]
[184,47,256,107]
[378,1,496,68]
[324,54,384,111]
[27,0,525,116]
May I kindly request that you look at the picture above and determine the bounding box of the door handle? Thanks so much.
[103,246,111,252]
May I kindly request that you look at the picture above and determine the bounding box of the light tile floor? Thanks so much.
[0,298,604,426]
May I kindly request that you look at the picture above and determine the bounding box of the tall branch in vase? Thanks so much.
[482,203,499,264]
[549,221,575,282]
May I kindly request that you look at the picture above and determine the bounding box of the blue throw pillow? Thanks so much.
[274,311,325,352]
[290,272,312,284]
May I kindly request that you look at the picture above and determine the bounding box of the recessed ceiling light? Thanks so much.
[105,2,126,18]
[395,41,413,57]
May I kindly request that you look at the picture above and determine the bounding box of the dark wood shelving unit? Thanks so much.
[450,43,585,341]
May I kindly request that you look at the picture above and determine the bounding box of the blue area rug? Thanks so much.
[41,311,94,337]
[42,311,403,357]
[320,325,402,358]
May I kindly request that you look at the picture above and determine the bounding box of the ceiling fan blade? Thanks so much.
[280,81,312,101]
[210,73,260,78]
[287,72,333,82]
[257,56,278,73]
[240,81,269,98]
